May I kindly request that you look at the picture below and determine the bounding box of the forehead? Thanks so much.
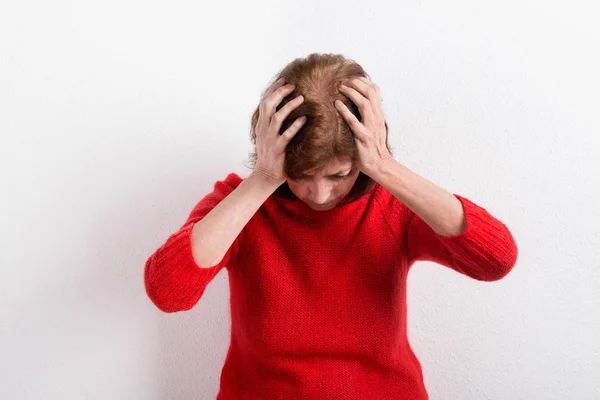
[305,159,354,175]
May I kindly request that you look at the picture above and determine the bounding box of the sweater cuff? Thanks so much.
[144,223,227,312]
[433,194,519,281]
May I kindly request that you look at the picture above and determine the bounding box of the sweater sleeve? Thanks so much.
[404,193,519,281]
[144,173,247,313]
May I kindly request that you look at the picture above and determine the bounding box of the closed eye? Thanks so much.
[296,172,352,181]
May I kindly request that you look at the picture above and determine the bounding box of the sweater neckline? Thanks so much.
[272,184,381,219]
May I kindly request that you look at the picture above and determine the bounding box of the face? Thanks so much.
[287,158,360,211]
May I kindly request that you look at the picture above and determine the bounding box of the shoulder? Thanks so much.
[219,171,244,188]
[190,172,245,214]
[371,183,403,216]
[370,183,413,230]
[208,172,244,197]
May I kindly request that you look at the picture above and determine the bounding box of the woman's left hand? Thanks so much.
[334,76,393,175]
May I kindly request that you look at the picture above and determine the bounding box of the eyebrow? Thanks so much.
[302,168,353,178]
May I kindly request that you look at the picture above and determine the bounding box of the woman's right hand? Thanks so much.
[252,78,306,185]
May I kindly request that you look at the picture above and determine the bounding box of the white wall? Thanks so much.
[2,0,599,398]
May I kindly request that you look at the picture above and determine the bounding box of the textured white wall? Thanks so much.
[2,0,599,399]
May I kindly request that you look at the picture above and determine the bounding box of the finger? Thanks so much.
[338,84,375,126]
[349,76,384,119]
[344,77,376,99]
[356,76,377,91]
[270,94,304,131]
[261,77,286,101]
[259,83,296,127]
[278,115,307,146]
[355,76,380,91]
[334,100,369,142]
[357,76,384,117]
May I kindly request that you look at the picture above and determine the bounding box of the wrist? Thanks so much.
[362,155,396,179]
[249,169,285,188]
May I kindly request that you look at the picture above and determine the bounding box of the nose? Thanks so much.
[309,181,332,205]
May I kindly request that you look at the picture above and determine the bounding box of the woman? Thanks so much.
[144,53,518,399]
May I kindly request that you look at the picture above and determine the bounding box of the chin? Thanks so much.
[307,201,337,210]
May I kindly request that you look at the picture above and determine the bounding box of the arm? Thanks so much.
[144,171,281,313]
[191,171,281,268]
[368,158,518,281]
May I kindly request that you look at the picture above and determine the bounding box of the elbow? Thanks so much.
[477,232,519,282]
[474,247,519,282]
[145,282,183,313]
[144,279,190,314]
[146,294,183,313]
[143,256,189,314]
[478,261,516,282]
[142,230,225,313]
[488,235,519,281]
[151,301,189,314]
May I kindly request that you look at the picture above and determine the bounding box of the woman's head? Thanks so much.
[286,157,361,211]
[247,53,393,208]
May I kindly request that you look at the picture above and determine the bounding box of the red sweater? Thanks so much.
[144,172,518,399]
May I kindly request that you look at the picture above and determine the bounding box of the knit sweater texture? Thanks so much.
[144,172,518,399]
